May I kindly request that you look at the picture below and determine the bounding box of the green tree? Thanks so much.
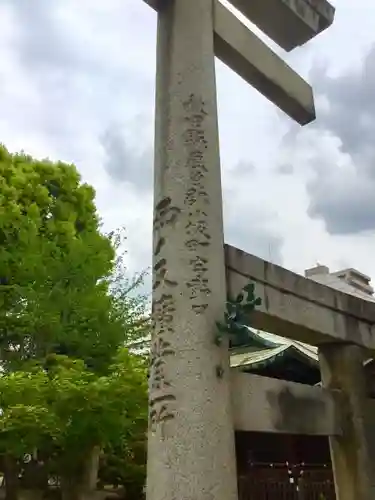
[97,348,148,499]
[0,369,56,499]
[0,351,148,500]
[0,146,150,499]
[46,350,147,500]
[0,145,117,371]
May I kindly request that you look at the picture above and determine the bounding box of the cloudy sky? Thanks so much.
[1,0,375,291]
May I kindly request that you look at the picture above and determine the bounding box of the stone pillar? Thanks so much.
[146,2,238,500]
[319,344,372,500]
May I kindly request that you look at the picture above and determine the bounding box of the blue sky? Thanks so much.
[1,0,375,289]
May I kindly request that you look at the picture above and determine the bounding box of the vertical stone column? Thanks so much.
[146,2,238,500]
[319,343,372,500]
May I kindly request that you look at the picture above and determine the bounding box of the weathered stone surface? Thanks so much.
[144,0,316,125]
[225,244,375,349]
[231,370,342,436]
[364,399,375,495]
[147,3,237,500]
[319,344,373,500]
[228,0,335,51]
[213,1,315,124]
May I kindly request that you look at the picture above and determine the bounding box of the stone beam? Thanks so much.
[213,1,315,124]
[231,370,342,436]
[228,0,335,51]
[225,244,375,349]
[143,0,315,125]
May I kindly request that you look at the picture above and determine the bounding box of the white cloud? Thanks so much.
[1,0,375,287]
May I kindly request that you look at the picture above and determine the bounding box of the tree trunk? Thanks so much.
[61,446,101,500]
[82,445,100,493]
[60,476,82,500]
[3,455,19,500]
[21,457,49,493]
[22,491,44,500]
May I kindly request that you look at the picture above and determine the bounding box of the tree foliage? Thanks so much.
[0,145,120,370]
[0,370,55,458]
[0,145,150,499]
[0,352,148,469]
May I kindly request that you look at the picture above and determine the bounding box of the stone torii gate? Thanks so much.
[226,245,375,500]
[136,1,374,500]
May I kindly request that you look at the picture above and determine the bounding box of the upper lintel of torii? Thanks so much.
[226,0,335,51]
[142,0,335,125]
[143,0,335,52]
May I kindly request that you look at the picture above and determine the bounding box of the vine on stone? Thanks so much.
[214,282,262,347]
[214,282,261,379]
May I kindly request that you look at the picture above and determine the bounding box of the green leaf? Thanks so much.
[216,281,261,345]
[0,145,150,491]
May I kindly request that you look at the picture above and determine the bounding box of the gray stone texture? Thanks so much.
[319,344,373,500]
[213,0,315,124]
[228,0,335,51]
[147,3,238,500]
[225,244,375,349]
[231,370,341,436]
